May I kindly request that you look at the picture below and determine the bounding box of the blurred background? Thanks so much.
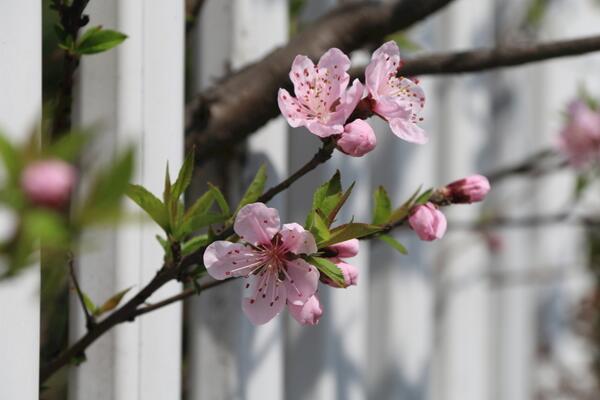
[31,0,600,399]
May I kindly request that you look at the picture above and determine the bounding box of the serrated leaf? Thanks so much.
[414,188,434,205]
[307,256,346,288]
[306,170,343,228]
[326,182,355,226]
[379,234,408,255]
[181,234,210,256]
[127,184,169,230]
[76,27,128,55]
[310,211,331,243]
[208,183,230,215]
[94,287,133,316]
[372,186,392,224]
[172,151,194,202]
[237,165,267,211]
[318,223,381,247]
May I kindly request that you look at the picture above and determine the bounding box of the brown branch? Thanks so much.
[68,255,95,330]
[185,0,456,163]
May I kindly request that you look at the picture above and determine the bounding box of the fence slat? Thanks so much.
[70,2,184,399]
[0,2,41,399]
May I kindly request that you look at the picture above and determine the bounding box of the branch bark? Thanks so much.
[185,0,455,163]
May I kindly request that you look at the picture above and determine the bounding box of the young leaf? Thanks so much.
[155,234,169,251]
[372,186,392,224]
[171,151,194,202]
[181,234,210,256]
[306,170,343,227]
[208,183,230,215]
[237,165,267,211]
[326,182,355,226]
[379,234,408,255]
[414,188,434,205]
[184,190,215,221]
[307,256,346,288]
[81,292,97,315]
[126,184,169,230]
[318,223,381,247]
[76,27,128,55]
[178,212,229,238]
[388,185,422,223]
[310,211,331,243]
[47,131,90,162]
[0,132,21,181]
[94,287,133,316]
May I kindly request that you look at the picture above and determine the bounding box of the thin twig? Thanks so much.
[68,255,95,330]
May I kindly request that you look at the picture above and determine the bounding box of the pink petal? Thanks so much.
[338,79,365,121]
[366,41,401,97]
[328,239,359,258]
[242,272,287,325]
[283,259,319,306]
[279,223,317,255]
[203,241,261,280]
[234,202,281,245]
[317,48,351,93]
[289,55,316,100]
[371,40,401,61]
[278,88,310,128]
[288,295,323,326]
[306,120,344,137]
[389,118,428,144]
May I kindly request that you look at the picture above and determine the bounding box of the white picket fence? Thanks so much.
[1,0,600,399]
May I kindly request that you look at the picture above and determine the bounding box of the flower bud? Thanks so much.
[337,119,376,157]
[408,202,447,241]
[557,100,600,168]
[288,295,323,326]
[321,258,359,288]
[328,238,359,258]
[21,160,76,209]
[444,174,490,204]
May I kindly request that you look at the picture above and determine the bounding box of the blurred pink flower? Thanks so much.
[278,48,364,137]
[21,159,76,209]
[408,203,447,241]
[288,294,323,326]
[557,100,600,168]
[203,203,319,325]
[337,119,377,157]
[444,174,491,204]
[365,41,427,144]
[322,239,360,288]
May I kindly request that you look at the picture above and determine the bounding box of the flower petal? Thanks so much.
[279,223,317,255]
[242,271,287,325]
[278,88,310,128]
[234,202,281,245]
[389,118,428,144]
[284,258,319,305]
[371,40,401,61]
[317,48,351,94]
[203,241,262,280]
[288,294,323,326]
[306,120,344,137]
[289,55,316,100]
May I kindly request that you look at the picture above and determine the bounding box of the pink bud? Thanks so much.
[321,258,359,288]
[557,100,600,168]
[337,119,376,157]
[445,174,491,203]
[408,202,447,241]
[328,238,359,258]
[288,295,323,326]
[21,160,76,209]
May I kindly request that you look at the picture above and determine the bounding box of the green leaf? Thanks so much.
[372,186,392,224]
[181,234,210,256]
[47,131,89,162]
[0,132,21,181]
[76,27,128,55]
[326,182,355,225]
[379,234,408,255]
[318,223,381,247]
[163,164,172,205]
[155,234,169,251]
[81,292,97,315]
[237,165,267,211]
[126,184,169,230]
[208,183,230,215]
[171,151,194,202]
[306,170,343,228]
[23,210,70,247]
[310,211,331,243]
[184,190,215,221]
[415,188,434,205]
[178,212,229,237]
[388,185,422,223]
[307,256,346,288]
[94,287,133,316]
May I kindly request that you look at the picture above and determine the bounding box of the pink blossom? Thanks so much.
[444,174,491,204]
[288,294,323,326]
[557,100,600,168]
[321,239,360,288]
[278,48,364,137]
[328,238,359,258]
[337,119,376,157]
[408,203,447,241]
[21,159,76,209]
[365,41,427,144]
[203,203,319,325]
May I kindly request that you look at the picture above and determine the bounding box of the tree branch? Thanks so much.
[185,0,456,163]
[68,255,95,330]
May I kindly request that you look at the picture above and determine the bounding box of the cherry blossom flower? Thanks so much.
[278,48,364,137]
[557,100,600,168]
[337,119,377,157]
[21,159,76,209]
[288,294,323,326]
[203,203,319,325]
[443,174,491,204]
[365,41,427,144]
[321,239,359,288]
[408,203,447,241]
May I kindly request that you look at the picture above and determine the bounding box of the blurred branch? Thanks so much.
[185,0,455,163]
[68,255,95,330]
[185,0,206,34]
[452,213,600,230]
[485,148,567,184]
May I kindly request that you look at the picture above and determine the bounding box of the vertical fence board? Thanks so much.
[0,2,41,399]
[71,1,184,399]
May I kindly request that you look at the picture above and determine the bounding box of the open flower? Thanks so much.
[557,100,600,168]
[408,203,447,241]
[278,48,364,137]
[203,203,319,325]
[365,41,427,144]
